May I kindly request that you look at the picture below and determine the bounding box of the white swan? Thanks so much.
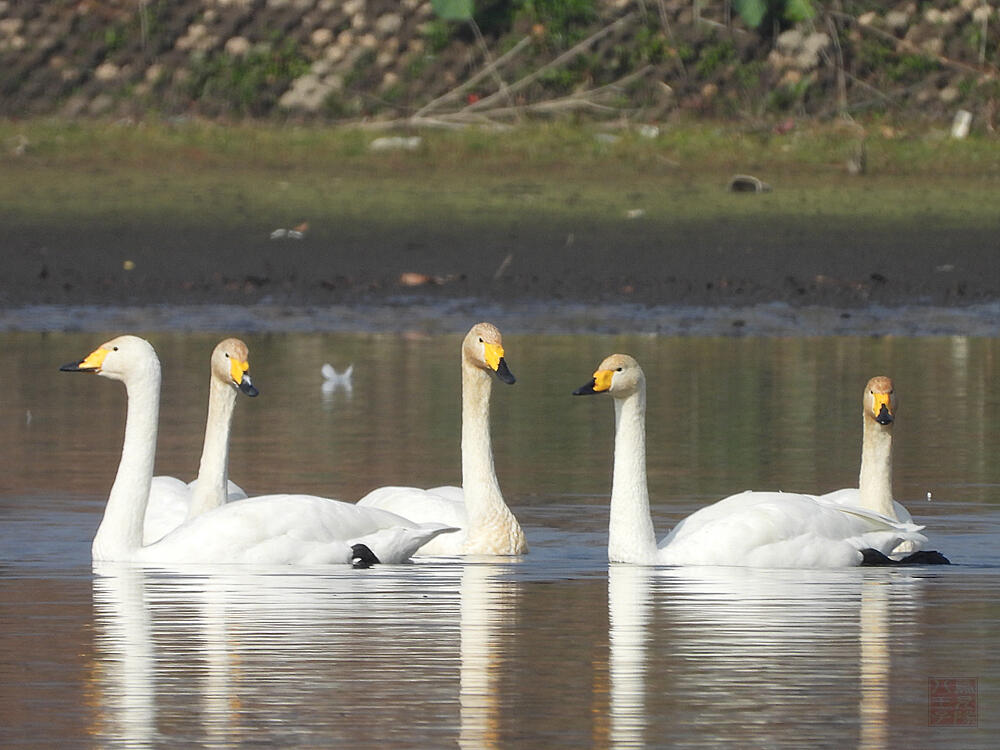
[357,323,527,556]
[143,338,258,544]
[61,335,456,565]
[816,376,918,555]
[573,354,928,568]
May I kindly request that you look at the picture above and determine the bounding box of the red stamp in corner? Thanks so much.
[928,678,978,727]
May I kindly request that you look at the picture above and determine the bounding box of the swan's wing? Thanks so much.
[351,523,460,564]
[658,491,926,568]
[820,487,915,526]
[357,485,468,555]
[139,494,444,565]
[144,476,191,545]
[815,487,860,505]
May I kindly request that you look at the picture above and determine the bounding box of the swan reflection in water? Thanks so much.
[88,559,919,747]
[607,565,922,749]
[458,560,519,750]
[89,562,465,746]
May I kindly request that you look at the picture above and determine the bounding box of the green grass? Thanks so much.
[2,118,999,232]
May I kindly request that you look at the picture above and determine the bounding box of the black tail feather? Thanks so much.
[861,548,951,566]
[351,543,381,569]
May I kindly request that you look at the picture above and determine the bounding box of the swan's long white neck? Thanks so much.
[858,417,895,518]
[460,360,524,553]
[608,385,658,564]
[188,376,237,519]
[92,360,160,561]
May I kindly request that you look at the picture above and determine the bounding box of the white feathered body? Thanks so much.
[133,494,456,566]
[143,477,247,544]
[654,490,926,568]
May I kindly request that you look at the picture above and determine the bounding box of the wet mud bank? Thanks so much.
[2,212,998,335]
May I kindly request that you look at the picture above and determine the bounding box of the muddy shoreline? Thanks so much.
[3,212,998,335]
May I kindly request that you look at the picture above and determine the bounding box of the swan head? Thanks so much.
[573,354,644,398]
[463,322,515,384]
[213,338,258,397]
[60,335,160,384]
[864,376,895,426]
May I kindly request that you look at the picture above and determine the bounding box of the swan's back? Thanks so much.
[818,488,914,525]
[136,494,456,565]
[358,485,469,554]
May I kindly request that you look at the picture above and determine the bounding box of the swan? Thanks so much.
[572,354,930,568]
[143,338,258,544]
[816,376,918,554]
[357,323,527,555]
[60,335,456,565]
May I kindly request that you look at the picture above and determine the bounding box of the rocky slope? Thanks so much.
[0,0,998,128]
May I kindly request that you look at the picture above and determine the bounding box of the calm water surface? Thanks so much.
[1,331,998,747]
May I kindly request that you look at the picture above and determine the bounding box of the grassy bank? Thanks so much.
[2,117,999,232]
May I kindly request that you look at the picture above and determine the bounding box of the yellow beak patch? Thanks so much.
[79,347,110,371]
[592,369,614,392]
[872,392,892,417]
[483,342,504,371]
[230,358,250,385]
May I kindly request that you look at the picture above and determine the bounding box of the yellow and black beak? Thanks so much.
[573,369,614,396]
[483,341,516,385]
[60,346,108,373]
[230,357,259,397]
[872,392,892,425]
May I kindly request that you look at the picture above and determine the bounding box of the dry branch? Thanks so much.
[830,10,995,79]
[462,11,639,113]
[414,36,533,118]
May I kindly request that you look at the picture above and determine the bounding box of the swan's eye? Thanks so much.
[478,337,483,343]
[225,353,230,358]
[113,346,118,351]
[616,367,622,372]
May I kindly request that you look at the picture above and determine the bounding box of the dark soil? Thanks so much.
[3,211,996,312]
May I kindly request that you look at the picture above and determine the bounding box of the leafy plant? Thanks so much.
[431,0,474,21]
[187,42,310,116]
[733,0,815,30]
[696,40,736,78]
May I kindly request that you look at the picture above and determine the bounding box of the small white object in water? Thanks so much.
[321,363,354,394]
[625,208,645,219]
[926,491,932,501]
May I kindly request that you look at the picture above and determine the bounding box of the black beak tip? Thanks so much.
[495,358,516,385]
[240,382,259,397]
[60,361,90,372]
[573,380,597,396]
[875,405,893,425]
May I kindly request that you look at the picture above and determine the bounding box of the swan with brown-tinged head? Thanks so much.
[60,335,456,565]
[143,338,258,544]
[816,376,919,555]
[357,322,526,556]
[573,354,931,568]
